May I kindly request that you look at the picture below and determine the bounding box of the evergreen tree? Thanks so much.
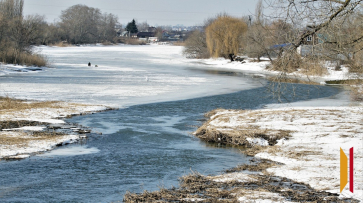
[126,19,138,34]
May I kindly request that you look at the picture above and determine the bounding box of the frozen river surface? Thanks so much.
[0,45,345,202]
[0,45,266,107]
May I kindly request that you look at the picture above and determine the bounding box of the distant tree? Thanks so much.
[126,19,138,34]
[0,0,23,20]
[183,30,209,58]
[0,0,47,66]
[98,13,119,42]
[60,4,101,44]
[154,26,163,39]
[59,4,119,44]
[137,21,149,32]
[205,16,248,58]
[244,1,293,62]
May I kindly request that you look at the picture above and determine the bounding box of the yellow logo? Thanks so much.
[340,147,353,193]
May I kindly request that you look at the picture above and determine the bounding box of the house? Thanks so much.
[137,32,155,38]
[297,25,326,56]
[120,31,129,37]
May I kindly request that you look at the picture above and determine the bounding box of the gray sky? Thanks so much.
[23,0,258,26]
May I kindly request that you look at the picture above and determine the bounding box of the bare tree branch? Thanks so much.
[293,0,353,48]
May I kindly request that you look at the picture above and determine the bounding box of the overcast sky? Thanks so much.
[23,0,259,26]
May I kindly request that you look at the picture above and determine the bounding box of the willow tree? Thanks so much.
[205,16,247,58]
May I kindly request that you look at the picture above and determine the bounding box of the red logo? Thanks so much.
[340,147,353,193]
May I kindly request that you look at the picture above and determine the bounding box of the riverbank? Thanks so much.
[124,51,363,202]
[124,105,362,202]
[199,106,362,201]
[0,97,110,159]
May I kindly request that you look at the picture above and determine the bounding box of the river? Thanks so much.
[0,45,346,202]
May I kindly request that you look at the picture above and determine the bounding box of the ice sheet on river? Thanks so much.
[0,45,264,108]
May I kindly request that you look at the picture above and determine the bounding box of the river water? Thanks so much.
[0,45,345,202]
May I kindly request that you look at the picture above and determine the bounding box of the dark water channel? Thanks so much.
[0,81,341,202]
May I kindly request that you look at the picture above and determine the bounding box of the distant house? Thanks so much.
[300,25,320,45]
[301,34,319,46]
[120,31,129,37]
[137,32,155,38]
[297,25,328,56]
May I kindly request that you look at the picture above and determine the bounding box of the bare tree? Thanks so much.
[260,0,363,101]
[0,0,23,20]
[98,13,119,42]
[265,0,363,54]
[59,4,119,44]
[0,0,47,66]
[60,4,101,44]
[183,30,209,59]
[245,0,275,62]
[137,21,150,32]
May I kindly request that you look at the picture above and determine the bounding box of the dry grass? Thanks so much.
[1,51,48,67]
[124,39,147,45]
[226,159,280,173]
[284,149,323,160]
[101,41,114,46]
[0,131,29,146]
[269,52,328,76]
[269,52,302,73]
[298,60,327,76]
[203,108,228,118]
[50,42,73,47]
[0,96,61,113]
[0,120,44,130]
[195,109,293,157]
[0,131,65,146]
[195,124,291,149]
[19,52,48,67]
[124,169,357,202]
[172,41,186,46]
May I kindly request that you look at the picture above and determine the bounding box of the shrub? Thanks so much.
[183,30,209,59]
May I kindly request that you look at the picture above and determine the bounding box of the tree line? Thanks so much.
[0,0,121,66]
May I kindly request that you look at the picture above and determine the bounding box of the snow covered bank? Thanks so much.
[0,98,109,159]
[191,57,359,84]
[195,106,363,201]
